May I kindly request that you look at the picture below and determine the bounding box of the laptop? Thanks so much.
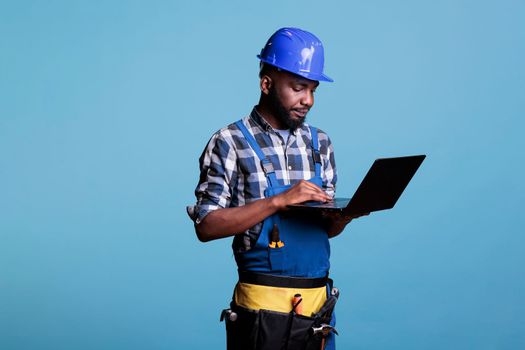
[288,155,426,215]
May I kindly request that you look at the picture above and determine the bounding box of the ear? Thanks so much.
[260,74,272,95]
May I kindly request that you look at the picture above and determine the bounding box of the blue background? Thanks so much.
[1,1,524,349]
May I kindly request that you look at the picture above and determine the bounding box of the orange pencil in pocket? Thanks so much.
[292,293,303,315]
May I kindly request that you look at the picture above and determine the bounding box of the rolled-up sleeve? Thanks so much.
[187,129,238,224]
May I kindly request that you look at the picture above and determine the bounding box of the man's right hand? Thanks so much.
[196,180,331,242]
[272,180,332,211]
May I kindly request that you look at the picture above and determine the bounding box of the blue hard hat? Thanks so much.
[257,27,333,82]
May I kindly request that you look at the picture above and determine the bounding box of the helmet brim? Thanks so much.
[258,57,334,83]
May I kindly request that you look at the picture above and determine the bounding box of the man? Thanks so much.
[187,27,366,350]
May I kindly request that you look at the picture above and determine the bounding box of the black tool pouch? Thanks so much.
[222,303,330,350]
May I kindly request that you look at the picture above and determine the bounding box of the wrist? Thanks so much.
[269,194,286,212]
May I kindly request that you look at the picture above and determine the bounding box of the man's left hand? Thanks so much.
[322,211,370,238]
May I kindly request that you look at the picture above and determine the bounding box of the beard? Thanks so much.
[268,87,306,130]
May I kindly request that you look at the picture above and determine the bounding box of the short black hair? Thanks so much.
[259,62,277,79]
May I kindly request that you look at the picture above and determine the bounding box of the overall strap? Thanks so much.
[309,126,322,178]
[235,120,279,187]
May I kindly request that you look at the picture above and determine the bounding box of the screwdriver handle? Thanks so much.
[270,224,280,243]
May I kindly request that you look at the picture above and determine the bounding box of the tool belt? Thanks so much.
[221,272,339,350]
[238,271,328,288]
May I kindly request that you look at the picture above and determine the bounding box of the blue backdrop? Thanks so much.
[1,1,524,349]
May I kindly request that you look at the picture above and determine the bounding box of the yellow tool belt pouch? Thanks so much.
[234,282,327,316]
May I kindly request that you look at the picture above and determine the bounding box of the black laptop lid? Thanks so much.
[344,155,425,215]
[287,155,425,215]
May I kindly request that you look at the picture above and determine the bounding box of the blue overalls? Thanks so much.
[233,120,336,350]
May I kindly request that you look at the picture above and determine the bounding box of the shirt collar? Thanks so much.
[249,106,298,135]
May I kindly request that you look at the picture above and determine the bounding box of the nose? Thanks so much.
[301,90,314,108]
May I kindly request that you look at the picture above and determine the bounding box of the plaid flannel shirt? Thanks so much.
[187,107,337,252]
